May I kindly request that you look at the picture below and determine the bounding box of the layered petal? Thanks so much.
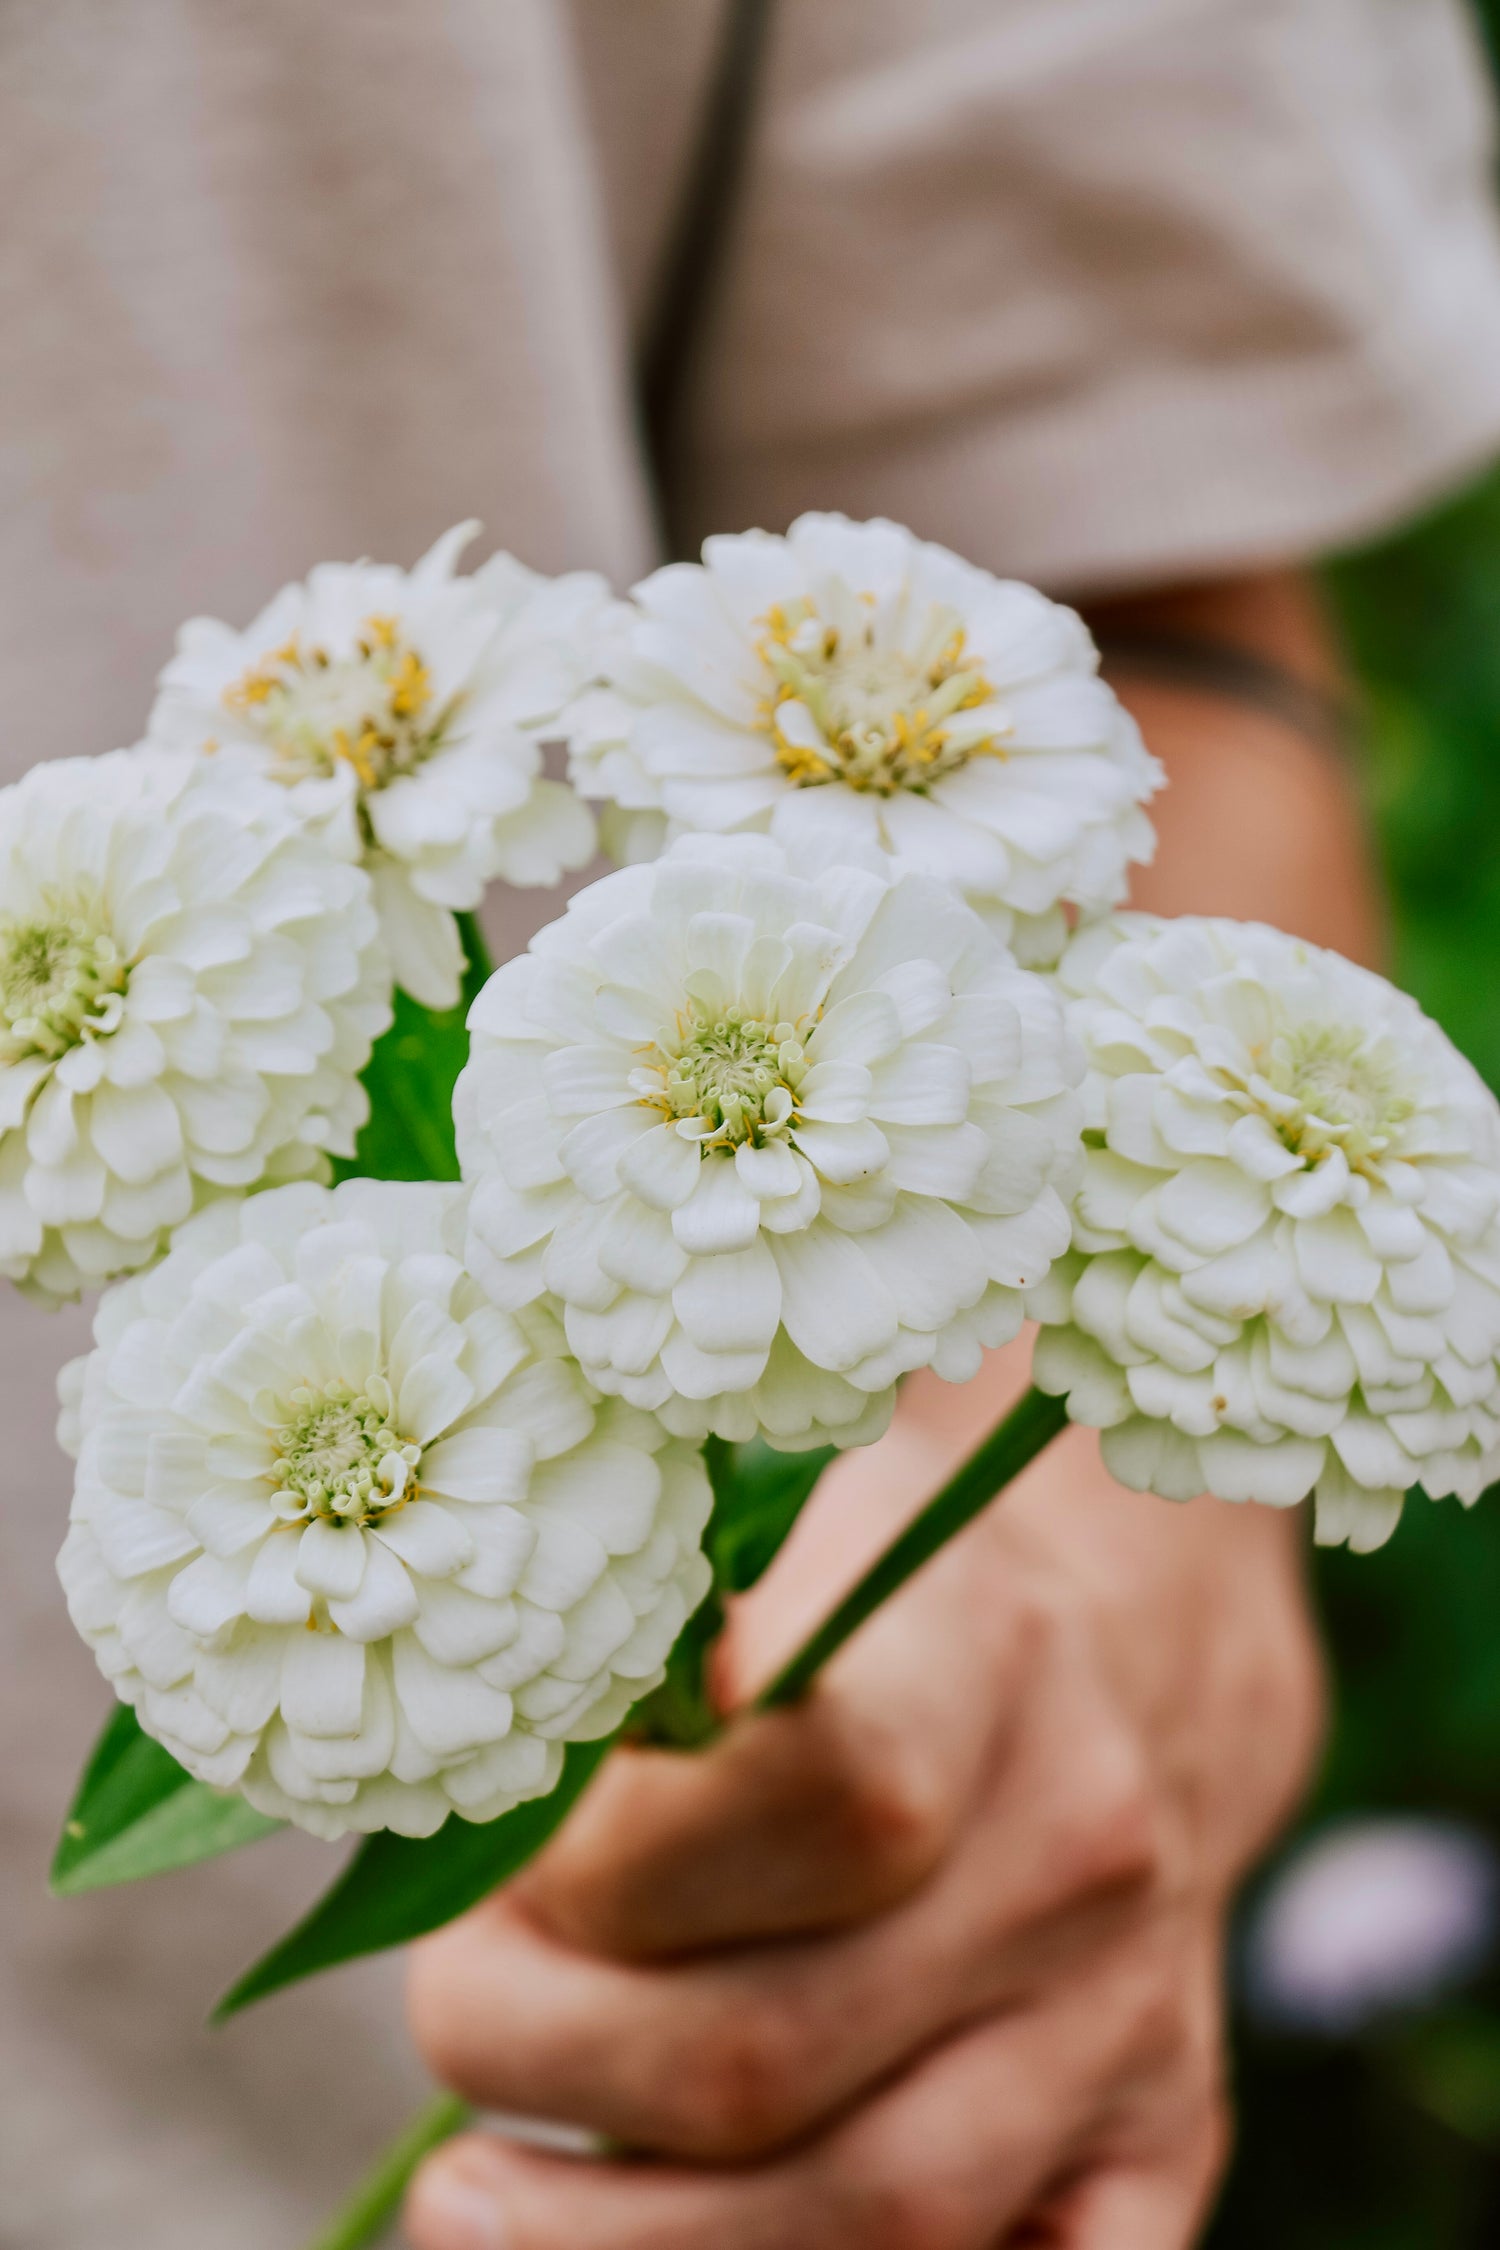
[58,1179,710,1839]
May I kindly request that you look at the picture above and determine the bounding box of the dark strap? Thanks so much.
[1095,629,1353,755]
[639,0,775,546]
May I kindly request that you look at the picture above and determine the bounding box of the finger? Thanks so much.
[410,1640,1158,2161]
[1035,2146,1227,2250]
[406,1992,1115,2250]
[516,1456,1026,1957]
[519,1405,1133,1962]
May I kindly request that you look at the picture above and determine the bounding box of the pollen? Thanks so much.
[755,594,1010,796]
[223,615,448,796]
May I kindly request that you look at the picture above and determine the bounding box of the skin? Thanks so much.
[404,568,1380,2250]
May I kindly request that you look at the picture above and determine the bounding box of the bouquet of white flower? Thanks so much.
[31,515,1500,2249]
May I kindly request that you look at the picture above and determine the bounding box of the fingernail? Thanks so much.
[412,2160,508,2250]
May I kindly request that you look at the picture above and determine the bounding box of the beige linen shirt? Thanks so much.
[4,4,1500,2242]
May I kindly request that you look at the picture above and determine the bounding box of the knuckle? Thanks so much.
[820,1719,956,1890]
[1047,1744,1161,1909]
[665,1996,816,2157]
[829,2175,973,2250]
[1124,1973,1192,2072]
[1113,1925,1222,2081]
[405,1922,501,2098]
[842,1755,951,1876]
[1199,2093,1234,2188]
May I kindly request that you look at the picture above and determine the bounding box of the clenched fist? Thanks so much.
[404,1342,1323,2250]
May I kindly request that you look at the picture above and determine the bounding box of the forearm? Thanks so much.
[1092,567,1384,964]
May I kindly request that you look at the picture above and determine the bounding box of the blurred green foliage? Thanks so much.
[1205,337,1500,2250]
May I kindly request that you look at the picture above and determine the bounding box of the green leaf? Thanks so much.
[708,1437,836,1593]
[631,1587,726,1748]
[630,1439,832,1746]
[214,1733,618,2019]
[1389,2007,1500,2150]
[51,1703,280,1895]
[334,910,493,1185]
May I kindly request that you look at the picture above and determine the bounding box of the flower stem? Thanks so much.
[301,2091,473,2250]
[455,909,494,999]
[296,1390,1070,2248]
[756,1384,1070,1709]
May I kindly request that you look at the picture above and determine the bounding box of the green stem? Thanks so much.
[303,2091,473,2250]
[455,910,494,1001]
[757,1384,1069,1709]
[298,1390,1070,2249]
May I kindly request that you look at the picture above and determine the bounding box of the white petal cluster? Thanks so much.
[566,513,1160,963]
[1033,916,1500,1549]
[57,1181,711,1840]
[149,525,603,1009]
[0,750,388,1303]
[456,833,1084,1449]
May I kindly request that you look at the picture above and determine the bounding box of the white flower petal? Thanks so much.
[459,829,1080,1445]
[771,1224,898,1373]
[519,1516,609,1610]
[672,1240,782,1355]
[792,1118,890,1186]
[671,1157,762,1255]
[413,1578,521,1666]
[528,1443,664,1555]
[294,1519,369,1601]
[392,1353,471,1447]
[1042,913,1500,1531]
[1155,1161,1270,1257]
[372,1500,474,1579]
[617,1122,701,1212]
[867,1045,971,1128]
[420,1426,534,1504]
[328,1536,422,1640]
[166,1551,253,1637]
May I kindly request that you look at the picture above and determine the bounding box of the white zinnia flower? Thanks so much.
[148,524,602,1009]
[1033,915,1500,1549]
[0,750,389,1304]
[565,513,1160,962]
[455,833,1084,1449]
[57,1180,711,1840]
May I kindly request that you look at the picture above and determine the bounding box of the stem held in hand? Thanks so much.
[302,2091,472,2250]
[758,1385,1069,1708]
[295,1387,1072,2250]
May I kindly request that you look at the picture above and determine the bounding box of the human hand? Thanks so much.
[404,1343,1324,2250]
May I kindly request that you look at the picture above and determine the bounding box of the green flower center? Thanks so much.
[0,888,128,1064]
[636,1003,812,1150]
[1263,1024,1414,1171]
[224,614,450,792]
[269,1380,421,1523]
[757,596,1008,795]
